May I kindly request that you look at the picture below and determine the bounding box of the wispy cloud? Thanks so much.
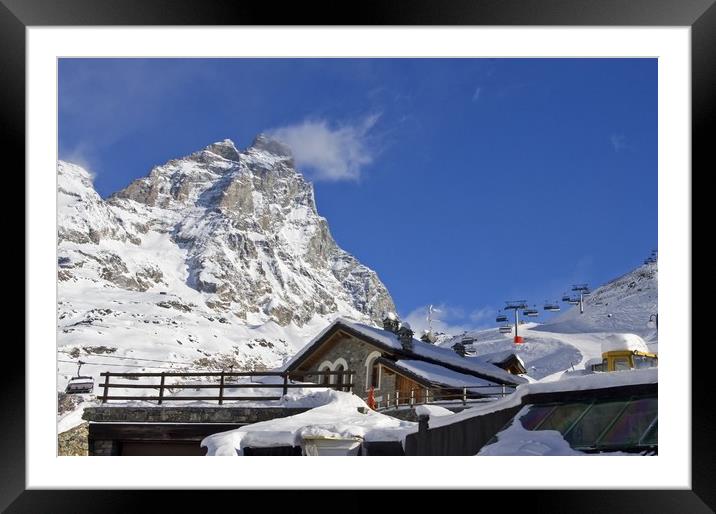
[60,142,98,179]
[469,306,494,323]
[472,87,482,102]
[269,114,381,181]
[403,303,495,337]
[610,134,628,152]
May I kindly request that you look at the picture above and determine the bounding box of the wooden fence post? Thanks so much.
[462,387,467,406]
[395,391,400,407]
[424,388,429,404]
[102,373,110,404]
[282,372,289,397]
[348,372,354,393]
[410,389,415,407]
[158,373,165,405]
[218,372,225,405]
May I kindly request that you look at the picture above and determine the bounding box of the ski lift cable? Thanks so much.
[57,351,195,366]
[57,359,183,370]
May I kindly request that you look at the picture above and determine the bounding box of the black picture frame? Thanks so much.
[4,0,710,511]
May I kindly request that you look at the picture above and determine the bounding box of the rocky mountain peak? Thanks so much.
[204,139,241,161]
[248,133,294,158]
[58,135,396,329]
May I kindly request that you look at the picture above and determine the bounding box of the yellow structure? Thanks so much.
[594,350,658,372]
[590,333,658,372]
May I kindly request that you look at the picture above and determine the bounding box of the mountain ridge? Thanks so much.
[57,136,395,381]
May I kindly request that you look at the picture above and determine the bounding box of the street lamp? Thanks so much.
[649,314,658,330]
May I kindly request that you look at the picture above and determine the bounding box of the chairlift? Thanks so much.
[544,301,561,312]
[499,325,513,334]
[496,314,508,323]
[561,294,571,302]
[523,306,539,317]
[65,360,95,394]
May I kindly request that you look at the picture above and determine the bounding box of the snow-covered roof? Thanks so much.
[601,333,650,354]
[200,390,415,455]
[470,350,526,369]
[386,359,500,389]
[426,367,658,431]
[283,318,526,385]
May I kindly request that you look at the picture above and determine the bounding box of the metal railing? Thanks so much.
[372,384,516,411]
[99,369,354,405]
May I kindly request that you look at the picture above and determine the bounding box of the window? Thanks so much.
[564,400,629,449]
[365,351,382,391]
[537,402,591,432]
[613,357,630,371]
[520,396,658,452]
[633,355,657,369]
[334,364,345,390]
[639,420,658,446]
[597,397,657,448]
[318,362,332,385]
[519,405,555,430]
[371,361,381,389]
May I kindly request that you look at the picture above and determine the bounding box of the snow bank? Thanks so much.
[201,391,415,456]
[414,404,454,418]
[601,333,650,354]
[477,407,584,456]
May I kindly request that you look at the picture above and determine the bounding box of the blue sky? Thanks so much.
[59,58,657,333]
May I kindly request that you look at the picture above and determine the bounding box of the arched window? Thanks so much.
[334,363,345,391]
[371,361,381,389]
[318,361,333,386]
[365,351,382,391]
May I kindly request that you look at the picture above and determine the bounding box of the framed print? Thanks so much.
[5,0,712,511]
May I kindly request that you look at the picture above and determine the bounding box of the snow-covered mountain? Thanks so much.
[57,135,395,381]
[437,261,658,379]
[535,262,658,339]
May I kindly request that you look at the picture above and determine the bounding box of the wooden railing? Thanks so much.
[99,370,354,405]
[373,384,517,410]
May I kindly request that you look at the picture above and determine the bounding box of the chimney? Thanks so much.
[382,312,400,333]
[397,322,414,351]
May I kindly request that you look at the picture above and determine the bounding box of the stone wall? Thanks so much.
[58,422,89,456]
[303,334,392,399]
[83,405,308,424]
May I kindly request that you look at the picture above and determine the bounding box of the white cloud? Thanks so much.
[469,306,494,323]
[60,143,98,179]
[472,87,482,102]
[269,114,380,181]
[403,303,493,337]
